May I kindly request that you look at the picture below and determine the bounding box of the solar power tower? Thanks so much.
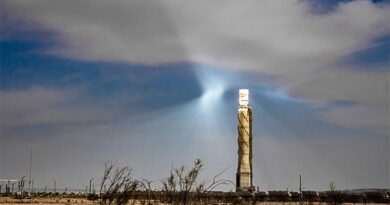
[236,89,254,192]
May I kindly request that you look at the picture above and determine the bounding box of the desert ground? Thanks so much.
[0,197,387,205]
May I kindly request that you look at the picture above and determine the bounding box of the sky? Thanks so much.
[0,0,389,192]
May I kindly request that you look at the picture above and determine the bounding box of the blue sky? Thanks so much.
[1,0,389,191]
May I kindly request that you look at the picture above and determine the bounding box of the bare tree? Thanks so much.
[329,181,336,192]
[100,161,115,197]
[99,161,138,205]
[161,159,232,205]
[139,179,155,205]
[327,181,342,205]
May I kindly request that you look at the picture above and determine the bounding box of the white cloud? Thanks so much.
[4,0,390,134]
[5,1,388,70]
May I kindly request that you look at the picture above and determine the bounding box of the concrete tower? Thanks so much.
[236,89,254,192]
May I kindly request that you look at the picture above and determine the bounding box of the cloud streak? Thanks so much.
[0,86,117,127]
[4,0,389,134]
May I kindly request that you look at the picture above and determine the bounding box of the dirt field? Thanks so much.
[0,197,387,205]
[0,197,94,205]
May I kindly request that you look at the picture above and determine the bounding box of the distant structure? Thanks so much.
[236,89,254,192]
[28,150,32,194]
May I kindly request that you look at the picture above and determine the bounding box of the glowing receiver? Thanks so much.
[239,89,249,106]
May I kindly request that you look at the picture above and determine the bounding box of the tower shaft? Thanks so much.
[236,89,253,192]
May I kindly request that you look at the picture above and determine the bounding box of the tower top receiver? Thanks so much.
[239,89,249,106]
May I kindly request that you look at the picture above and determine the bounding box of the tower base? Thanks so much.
[236,172,255,192]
